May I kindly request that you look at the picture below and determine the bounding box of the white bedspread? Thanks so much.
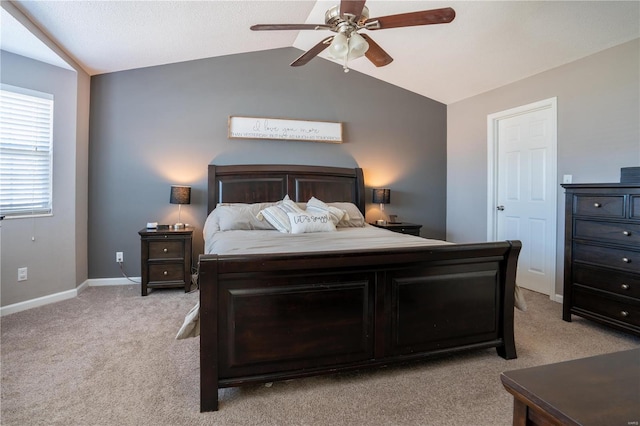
[177,223,526,340]
[205,224,449,255]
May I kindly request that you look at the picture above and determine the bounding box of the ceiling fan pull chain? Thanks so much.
[343,54,350,73]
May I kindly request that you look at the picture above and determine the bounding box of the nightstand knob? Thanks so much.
[621,311,629,317]
[163,248,168,253]
[622,257,630,263]
[623,231,631,236]
[594,202,601,208]
[163,271,168,276]
[621,284,630,290]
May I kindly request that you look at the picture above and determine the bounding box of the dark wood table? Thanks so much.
[501,348,640,426]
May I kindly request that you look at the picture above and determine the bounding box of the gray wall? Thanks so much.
[447,38,640,296]
[88,47,447,278]
[0,51,84,306]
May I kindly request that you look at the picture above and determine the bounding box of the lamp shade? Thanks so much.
[170,185,191,205]
[372,188,390,204]
[328,32,349,59]
[348,32,369,60]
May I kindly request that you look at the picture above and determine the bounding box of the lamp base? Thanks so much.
[172,223,185,229]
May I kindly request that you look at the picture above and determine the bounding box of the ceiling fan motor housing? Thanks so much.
[325,5,369,28]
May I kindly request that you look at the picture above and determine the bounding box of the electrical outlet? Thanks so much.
[18,267,28,282]
[563,174,573,184]
[116,252,124,263]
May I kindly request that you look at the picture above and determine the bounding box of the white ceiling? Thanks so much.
[2,1,639,104]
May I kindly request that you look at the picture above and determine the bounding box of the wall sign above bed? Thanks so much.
[228,116,343,143]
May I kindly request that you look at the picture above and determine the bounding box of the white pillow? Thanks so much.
[287,211,336,234]
[328,202,366,227]
[216,203,277,231]
[306,197,347,226]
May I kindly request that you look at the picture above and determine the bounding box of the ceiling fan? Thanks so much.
[250,0,455,72]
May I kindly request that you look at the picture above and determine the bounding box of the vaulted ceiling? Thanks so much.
[2,1,638,104]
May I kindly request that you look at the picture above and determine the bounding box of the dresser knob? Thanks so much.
[621,284,630,290]
[163,248,168,253]
[623,231,631,236]
[163,271,168,276]
[622,257,630,263]
[621,311,629,317]
[593,202,601,208]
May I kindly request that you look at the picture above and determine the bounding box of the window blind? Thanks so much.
[0,85,54,217]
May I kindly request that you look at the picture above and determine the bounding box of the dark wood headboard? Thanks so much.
[207,164,365,215]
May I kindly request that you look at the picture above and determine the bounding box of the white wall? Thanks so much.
[447,39,640,296]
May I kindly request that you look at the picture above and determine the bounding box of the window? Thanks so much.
[0,84,54,217]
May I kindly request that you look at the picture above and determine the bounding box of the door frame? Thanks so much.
[486,97,558,298]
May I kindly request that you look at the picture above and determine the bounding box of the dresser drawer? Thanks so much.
[573,242,640,274]
[574,195,625,218]
[148,240,184,260]
[573,287,640,327]
[149,263,185,282]
[631,195,640,220]
[574,219,640,245]
[573,264,640,299]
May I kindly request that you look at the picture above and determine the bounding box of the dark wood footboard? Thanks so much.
[199,240,521,411]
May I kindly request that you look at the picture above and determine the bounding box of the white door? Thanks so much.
[487,98,557,296]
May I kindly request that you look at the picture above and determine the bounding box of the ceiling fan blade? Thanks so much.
[250,24,332,31]
[364,7,455,30]
[360,34,393,67]
[290,36,334,67]
[340,0,367,18]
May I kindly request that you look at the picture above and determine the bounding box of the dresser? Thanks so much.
[562,183,640,335]
[139,226,193,296]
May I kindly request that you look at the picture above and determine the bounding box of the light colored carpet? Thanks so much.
[1,286,638,426]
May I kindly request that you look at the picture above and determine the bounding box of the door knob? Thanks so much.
[496,205,505,211]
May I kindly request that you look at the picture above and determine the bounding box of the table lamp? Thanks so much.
[170,185,191,229]
[372,188,391,224]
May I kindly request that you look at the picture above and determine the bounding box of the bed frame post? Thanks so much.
[199,255,219,411]
[496,240,521,360]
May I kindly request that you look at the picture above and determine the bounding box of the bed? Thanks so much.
[197,164,521,412]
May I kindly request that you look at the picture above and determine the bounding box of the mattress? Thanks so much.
[205,224,450,255]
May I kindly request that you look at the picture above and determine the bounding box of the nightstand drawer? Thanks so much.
[573,287,640,327]
[574,195,625,218]
[574,219,640,245]
[149,263,185,282]
[573,264,640,299]
[369,222,422,236]
[573,242,640,274]
[148,240,184,259]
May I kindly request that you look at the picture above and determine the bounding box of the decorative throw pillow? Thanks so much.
[287,211,336,234]
[259,205,292,233]
[256,196,307,233]
[306,196,348,226]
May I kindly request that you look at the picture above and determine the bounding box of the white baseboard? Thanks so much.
[87,277,141,286]
[1,287,79,316]
[553,294,563,304]
[0,277,139,316]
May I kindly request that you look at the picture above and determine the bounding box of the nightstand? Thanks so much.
[139,226,193,296]
[369,222,422,236]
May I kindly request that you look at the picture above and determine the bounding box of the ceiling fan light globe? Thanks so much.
[347,32,369,60]
[328,32,349,59]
